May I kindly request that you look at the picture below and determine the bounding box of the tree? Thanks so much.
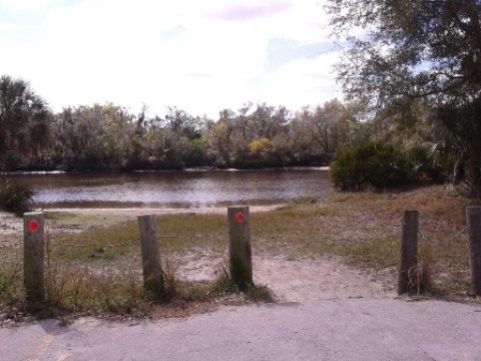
[326,0,481,195]
[291,100,352,165]
[0,75,52,169]
[54,104,137,171]
[207,119,232,167]
[308,99,350,157]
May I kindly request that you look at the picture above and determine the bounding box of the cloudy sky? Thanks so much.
[0,0,342,118]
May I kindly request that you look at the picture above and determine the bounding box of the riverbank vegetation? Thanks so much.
[330,142,445,191]
[0,74,453,181]
[0,74,353,172]
[0,179,32,216]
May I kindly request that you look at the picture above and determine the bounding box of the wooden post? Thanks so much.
[228,206,253,291]
[398,210,419,295]
[23,212,45,304]
[138,215,164,297]
[467,206,481,295]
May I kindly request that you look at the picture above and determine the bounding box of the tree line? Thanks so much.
[0,74,376,172]
[0,73,454,179]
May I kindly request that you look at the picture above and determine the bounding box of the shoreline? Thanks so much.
[40,204,284,215]
[2,166,329,176]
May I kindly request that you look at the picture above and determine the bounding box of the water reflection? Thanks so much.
[11,169,330,208]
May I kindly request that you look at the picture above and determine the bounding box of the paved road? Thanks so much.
[1,298,481,361]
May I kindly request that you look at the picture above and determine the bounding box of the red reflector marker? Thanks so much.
[29,220,39,232]
[235,212,245,223]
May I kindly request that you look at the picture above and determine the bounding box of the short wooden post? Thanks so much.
[228,206,253,291]
[138,215,164,297]
[23,212,45,304]
[398,210,419,295]
[467,206,481,295]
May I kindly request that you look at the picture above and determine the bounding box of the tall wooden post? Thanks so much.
[398,210,419,295]
[23,212,45,304]
[228,206,253,291]
[467,206,481,295]
[138,215,164,297]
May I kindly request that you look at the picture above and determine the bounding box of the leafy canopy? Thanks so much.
[326,0,481,106]
[0,75,51,169]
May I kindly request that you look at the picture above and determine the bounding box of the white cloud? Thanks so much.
[0,0,56,12]
[259,51,343,109]
[0,0,342,118]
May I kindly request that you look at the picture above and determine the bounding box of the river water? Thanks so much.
[10,169,330,208]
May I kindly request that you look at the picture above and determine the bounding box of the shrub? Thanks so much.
[330,142,409,191]
[405,147,445,185]
[0,179,33,216]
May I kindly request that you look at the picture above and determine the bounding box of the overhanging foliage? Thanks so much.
[326,0,481,196]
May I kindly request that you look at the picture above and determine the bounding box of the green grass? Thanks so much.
[45,211,101,225]
[333,237,399,268]
[44,212,78,221]
[245,284,275,303]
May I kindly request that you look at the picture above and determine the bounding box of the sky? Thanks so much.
[0,0,343,119]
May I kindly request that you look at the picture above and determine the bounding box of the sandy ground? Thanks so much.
[0,207,395,303]
[0,211,20,236]
[172,250,394,302]
[253,255,394,301]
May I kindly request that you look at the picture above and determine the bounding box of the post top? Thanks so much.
[23,211,44,217]
[138,214,156,219]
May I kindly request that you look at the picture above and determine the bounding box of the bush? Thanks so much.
[0,179,33,216]
[405,147,445,185]
[330,142,409,191]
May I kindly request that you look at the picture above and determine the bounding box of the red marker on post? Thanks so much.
[23,212,45,303]
[228,206,253,290]
[29,220,39,232]
[235,212,245,223]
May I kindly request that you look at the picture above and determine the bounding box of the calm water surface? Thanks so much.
[12,169,330,208]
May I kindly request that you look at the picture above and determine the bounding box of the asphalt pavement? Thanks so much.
[1,298,481,361]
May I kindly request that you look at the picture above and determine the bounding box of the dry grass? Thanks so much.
[1,184,479,322]
[252,185,478,298]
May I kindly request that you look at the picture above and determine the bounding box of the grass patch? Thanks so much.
[211,274,239,296]
[44,211,135,231]
[210,273,275,303]
[312,207,330,217]
[44,266,148,316]
[44,212,78,221]
[245,284,275,303]
[331,237,399,269]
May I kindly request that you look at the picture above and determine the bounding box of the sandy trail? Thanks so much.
[253,255,394,301]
